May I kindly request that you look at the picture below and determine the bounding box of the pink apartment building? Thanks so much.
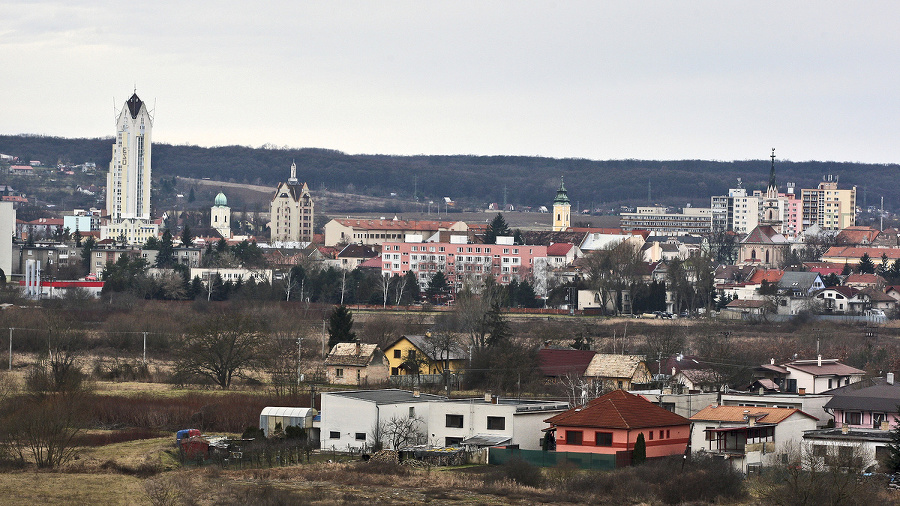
[380,239,548,294]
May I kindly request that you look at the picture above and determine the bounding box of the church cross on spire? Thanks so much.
[768,148,777,192]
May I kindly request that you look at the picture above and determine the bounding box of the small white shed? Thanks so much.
[259,407,318,437]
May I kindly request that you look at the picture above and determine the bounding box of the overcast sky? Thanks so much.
[2,1,898,164]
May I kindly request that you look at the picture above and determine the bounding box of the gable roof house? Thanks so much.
[690,405,818,474]
[544,390,691,460]
[803,374,900,472]
[672,368,725,393]
[384,334,467,379]
[324,342,390,386]
[811,286,869,314]
[583,354,652,390]
[750,357,864,395]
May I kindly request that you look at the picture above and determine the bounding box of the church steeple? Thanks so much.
[553,176,570,205]
[552,176,571,232]
[767,148,778,197]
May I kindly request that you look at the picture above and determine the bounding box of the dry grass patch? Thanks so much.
[66,436,178,474]
[0,472,150,506]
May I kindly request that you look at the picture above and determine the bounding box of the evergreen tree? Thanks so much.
[823,273,841,287]
[402,270,420,304]
[181,224,193,246]
[858,253,875,274]
[485,302,510,347]
[484,213,511,244]
[327,305,356,348]
[633,432,647,465]
[426,271,449,304]
[80,236,96,273]
[188,187,196,203]
[155,229,175,268]
[842,262,852,276]
[877,253,890,277]
[73,229,82,247]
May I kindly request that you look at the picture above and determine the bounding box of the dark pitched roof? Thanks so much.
[823,377,900,413]
[521,230,588,246]
[544,390,689,429]
[126,93,143,119]
[389,335,467,362]
[537,349,596,377]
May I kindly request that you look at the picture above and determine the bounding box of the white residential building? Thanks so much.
[319,389,568,452]
[425,395,568,450]
[101,92,158,244]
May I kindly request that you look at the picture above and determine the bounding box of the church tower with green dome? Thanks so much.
[211,191,231,239]
[552,177,571,232]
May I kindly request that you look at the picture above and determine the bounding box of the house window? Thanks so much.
[355,433,366,441]
[595,432,613,446]
[565,430,583,445]
[391,367,398,375]
[445,437,463,446]
[409,407,415,417]
[873,412,886,428]
[487,417,505,430]
[666,430,670,438]
[335,368,343,378]
[330,431,340,439]
[828,378,833,389]
[648,431,653,440]
[844,412,862,425]
[446,414,464,428]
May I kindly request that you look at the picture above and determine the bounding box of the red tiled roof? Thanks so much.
[546,243,575,256]
[835,227,880,246]
[537,349,596,377]
[824,246,900,261]
[845,274,884,285]
[748,269,783,285]
[545,390,689,429]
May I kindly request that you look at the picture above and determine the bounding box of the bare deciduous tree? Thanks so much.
[379,414,425,450]
[174,313,266,388]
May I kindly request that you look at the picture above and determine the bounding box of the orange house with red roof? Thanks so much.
[544,390,690,459]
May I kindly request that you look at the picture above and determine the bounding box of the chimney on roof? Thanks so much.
[888,372,895,385]
[841,423,849,434]
[413,389,420,398]
[356,341,361,355]
[818,354,822,367]
[484,391,492,403]
[770,358,775,365]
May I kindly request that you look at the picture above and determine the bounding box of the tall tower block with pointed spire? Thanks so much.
[552,177,571,232]
[101,91,159,244]
[270,161,314,244]
[107,92,152,222]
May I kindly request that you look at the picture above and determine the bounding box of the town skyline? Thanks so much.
[2,2,900,164]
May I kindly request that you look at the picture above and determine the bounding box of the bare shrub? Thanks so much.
[485,457,543,488]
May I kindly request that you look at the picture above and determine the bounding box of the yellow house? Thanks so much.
[384,334,468,376]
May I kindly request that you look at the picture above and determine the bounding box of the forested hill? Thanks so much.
[2,134,898,210]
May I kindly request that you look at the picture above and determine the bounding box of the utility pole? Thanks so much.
[297,334,303,387]
[8,328,12,371]
[142,332,148,365]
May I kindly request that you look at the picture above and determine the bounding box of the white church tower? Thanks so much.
[211,192,231,239]
[102,92,159,244]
